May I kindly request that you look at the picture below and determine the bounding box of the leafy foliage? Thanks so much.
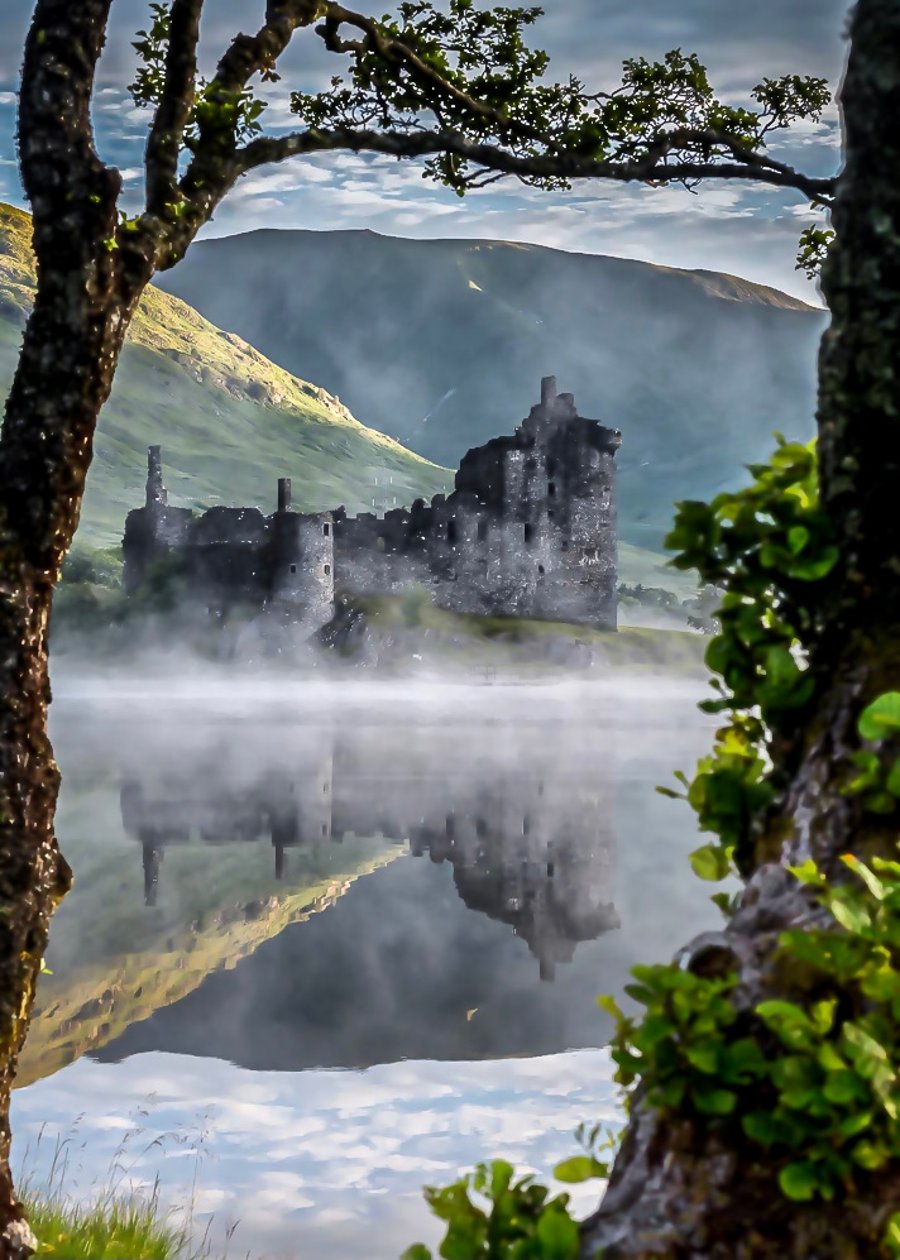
[401,1128,616,1260]
[130,2,273,150]
[796,225,836,282]
[600,851,900,1250]
[293,1,830,195]
[663,439,840,875]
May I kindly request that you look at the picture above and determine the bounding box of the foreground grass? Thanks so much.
[24,1191,187,1259]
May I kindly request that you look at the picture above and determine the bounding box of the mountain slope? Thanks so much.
[158,228,826,547]
[0,205,452,548]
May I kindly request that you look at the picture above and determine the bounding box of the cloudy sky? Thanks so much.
[0,1,849,300]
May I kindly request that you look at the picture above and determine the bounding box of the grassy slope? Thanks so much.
[0,204,452,548]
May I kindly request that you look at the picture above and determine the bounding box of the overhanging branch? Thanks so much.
[236,125,837,203]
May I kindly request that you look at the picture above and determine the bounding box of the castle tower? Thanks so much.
[145,445,168,508]
[269,477,335,625]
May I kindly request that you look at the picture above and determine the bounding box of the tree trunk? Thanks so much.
[0,8,162,1252]
[0,572,68,1259]
[581,3,900,1256]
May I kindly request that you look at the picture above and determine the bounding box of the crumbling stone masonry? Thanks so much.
[122,377,621,631]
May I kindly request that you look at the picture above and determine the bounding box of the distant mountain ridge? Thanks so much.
[0,204,452,548]
[159,228,826,547]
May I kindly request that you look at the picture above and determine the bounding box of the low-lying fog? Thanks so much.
[15,669,718,1258]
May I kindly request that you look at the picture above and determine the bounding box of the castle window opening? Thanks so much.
[324,564,331,575]
[447,520,458,543]
[548,481,556,497]
[289,564,297,574]
[524,523,534,544]
[323,523,330,536]
[538,565,545,575]
[477,519,488,542]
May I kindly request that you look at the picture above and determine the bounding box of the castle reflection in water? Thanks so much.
[120,724,619,982]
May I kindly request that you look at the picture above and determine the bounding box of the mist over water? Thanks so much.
[15,670,717,1257]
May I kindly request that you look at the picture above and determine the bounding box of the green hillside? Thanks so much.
[159,228,826,549]
[0,204,452,548]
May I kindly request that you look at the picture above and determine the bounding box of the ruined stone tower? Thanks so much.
[122,451,335,625]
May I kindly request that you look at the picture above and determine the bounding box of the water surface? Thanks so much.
[14,675,715,1257]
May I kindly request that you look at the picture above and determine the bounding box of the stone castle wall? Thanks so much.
[122,377,621,632]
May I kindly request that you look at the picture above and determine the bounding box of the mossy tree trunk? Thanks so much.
[0,5,158,1254]
[581,4,900,1255]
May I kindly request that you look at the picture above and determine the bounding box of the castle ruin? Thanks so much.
[123,377,621,630]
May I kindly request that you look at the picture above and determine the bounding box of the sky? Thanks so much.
[0,0,849,301]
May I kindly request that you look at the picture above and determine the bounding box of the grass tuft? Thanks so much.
[24,1185,186,1259]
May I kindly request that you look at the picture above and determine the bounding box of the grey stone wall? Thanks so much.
[122,377,620,632]
[332,376,621,629]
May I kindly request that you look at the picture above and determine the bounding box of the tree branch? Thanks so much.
[212,0,324,96]
[236,125,837,203]
[317,3,546,146]
[145,0,204,214]
[18,0,121,254]
[162,3,326,266]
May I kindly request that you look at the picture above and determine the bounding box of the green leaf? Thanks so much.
[689,842,732,882]
[788,859,825,887]
[841,854,886,899]
[809,999,837,1036]
[823,1070,866,1105]
[858,692,900,741]
[536,1207,580,1259]
[851,1140,888,1170]
[827,898,872,935]
[778,1161,819,1201]
[490,1160,514,1198]
[742,1110,783,1147]
[685,1042,719,1074]
[692,1085,736,1115]
[401,1247,433,1260]
[886,759,900,797]
[553,1156,604,1185]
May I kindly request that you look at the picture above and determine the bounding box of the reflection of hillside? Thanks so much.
[19,787,397,1087]
[119,724,618,982]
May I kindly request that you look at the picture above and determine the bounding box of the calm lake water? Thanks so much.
[13,673,715,1258]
